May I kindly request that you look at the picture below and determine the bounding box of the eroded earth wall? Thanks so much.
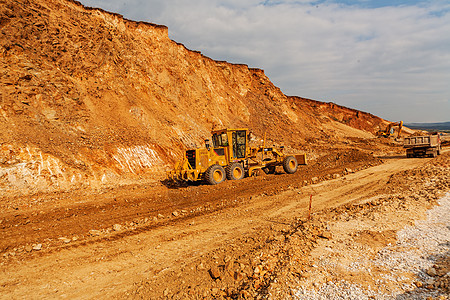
[0,0,386,196]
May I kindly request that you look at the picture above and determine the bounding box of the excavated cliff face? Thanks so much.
[0,0,385,196]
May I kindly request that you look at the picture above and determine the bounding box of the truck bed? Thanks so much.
[403,135,440,148]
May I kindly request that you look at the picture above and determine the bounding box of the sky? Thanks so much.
[79,0,450,123]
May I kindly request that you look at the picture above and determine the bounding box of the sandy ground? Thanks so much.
[0,150,448,299]
[2,1,448,299]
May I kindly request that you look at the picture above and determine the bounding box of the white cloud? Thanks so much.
[79,0,450,122]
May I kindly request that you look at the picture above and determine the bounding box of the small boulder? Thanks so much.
[197,262,205,270]
[209,266,221,280]
[225,260,234,271]
[234,271,244,281]
[58,237,71,243]
[427,267,437,277]
[89,229,101,236]
[112,224,122,231]
[319,231,333,240]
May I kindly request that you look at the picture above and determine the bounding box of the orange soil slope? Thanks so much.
[0,0,386,196]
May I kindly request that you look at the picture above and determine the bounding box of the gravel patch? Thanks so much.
[294,192,450,300]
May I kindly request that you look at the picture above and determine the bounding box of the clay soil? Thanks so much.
[0,1,449,299]
[0,147,448,299]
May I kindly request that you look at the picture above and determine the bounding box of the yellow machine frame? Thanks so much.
[167,128,306,185]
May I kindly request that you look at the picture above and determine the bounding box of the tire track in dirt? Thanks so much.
[0,149,380,253]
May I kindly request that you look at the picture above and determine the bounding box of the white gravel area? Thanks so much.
[294,192,450,300]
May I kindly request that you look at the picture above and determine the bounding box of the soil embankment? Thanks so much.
[0,0,389,197]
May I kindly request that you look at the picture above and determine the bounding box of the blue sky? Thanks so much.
[79,0,450,122]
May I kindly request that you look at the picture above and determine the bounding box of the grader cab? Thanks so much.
[167,128,307,185]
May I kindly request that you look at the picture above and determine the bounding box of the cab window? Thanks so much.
[232,130,246,159]
[212,133,229,147]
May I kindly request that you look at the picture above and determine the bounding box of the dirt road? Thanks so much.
[0,152,447,299]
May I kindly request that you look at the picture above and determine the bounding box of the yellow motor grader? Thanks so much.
[167,128,307,185]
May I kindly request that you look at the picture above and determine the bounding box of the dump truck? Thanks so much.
[167,128,307,185]
[404,134,441,158]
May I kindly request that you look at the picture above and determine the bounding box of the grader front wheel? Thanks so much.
[283,156,298,174]
[204,164,226,185]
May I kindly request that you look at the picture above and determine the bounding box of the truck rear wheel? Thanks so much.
[283,156,298,174]
[204,165,226,185]
[226,163,244,180]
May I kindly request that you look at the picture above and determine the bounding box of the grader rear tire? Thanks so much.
[204,165,226,185]
[226,163,244,180]
[283,156,298,174]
